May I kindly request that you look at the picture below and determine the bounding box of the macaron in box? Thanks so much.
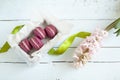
[7,13,73,66]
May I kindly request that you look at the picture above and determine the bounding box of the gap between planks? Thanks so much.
[0,19,117,21]
[1,61,120,64]
[50,46,120,48]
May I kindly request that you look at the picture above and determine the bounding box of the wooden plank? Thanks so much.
[0,0,119,19]
[0,63,120,80]
[0,21,29,46]
[0,48,120,62]
[57,19,120,47]
[0,20,120,47]
[35,48,120,62]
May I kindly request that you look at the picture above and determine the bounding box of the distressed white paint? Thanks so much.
[0,63,120,80]
[0,0,120,19]
[0,0,120,80]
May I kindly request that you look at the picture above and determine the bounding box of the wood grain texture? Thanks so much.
[0,0,120,80]
[0,48,120,62]
[0,20,120,47]
[0,0,120,19]
[0,63,120,80]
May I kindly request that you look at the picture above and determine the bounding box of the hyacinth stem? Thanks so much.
[105,18,120,31]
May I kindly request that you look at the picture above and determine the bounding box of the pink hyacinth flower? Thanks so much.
[73,29,108,68]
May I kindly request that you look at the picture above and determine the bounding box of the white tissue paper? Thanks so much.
[7,13,73,66]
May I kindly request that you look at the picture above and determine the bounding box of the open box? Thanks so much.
[7,14,73,66]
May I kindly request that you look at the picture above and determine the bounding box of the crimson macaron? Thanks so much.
[45,24,58,38]
[19,38,32,53]
[29,36,44,50]
[33,27,46,39]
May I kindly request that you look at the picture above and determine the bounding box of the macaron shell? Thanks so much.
[45,25,57,38]
[29,36,44,50]
[19,39,32,53]
[33,27,46,39]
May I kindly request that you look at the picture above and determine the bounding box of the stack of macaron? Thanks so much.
[19,24,58,54]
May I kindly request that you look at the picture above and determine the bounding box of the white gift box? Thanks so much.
[7,13,73,66]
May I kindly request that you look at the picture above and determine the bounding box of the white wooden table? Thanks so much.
[0,0,120,80]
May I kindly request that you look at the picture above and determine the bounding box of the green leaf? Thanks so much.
[105,18,120,37]
[114,19,120,36]
[114,21,120,29]
[114,29,120,36]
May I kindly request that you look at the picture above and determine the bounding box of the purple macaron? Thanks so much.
[33,27,46,39]
[45,24,58,38]
[29,36,44,50]
[19,38,32,53]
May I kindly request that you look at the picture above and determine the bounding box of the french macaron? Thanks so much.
[19,38,32,53]
[45,24,58,38]
[29,36,44,50]
[33,27,46,39]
